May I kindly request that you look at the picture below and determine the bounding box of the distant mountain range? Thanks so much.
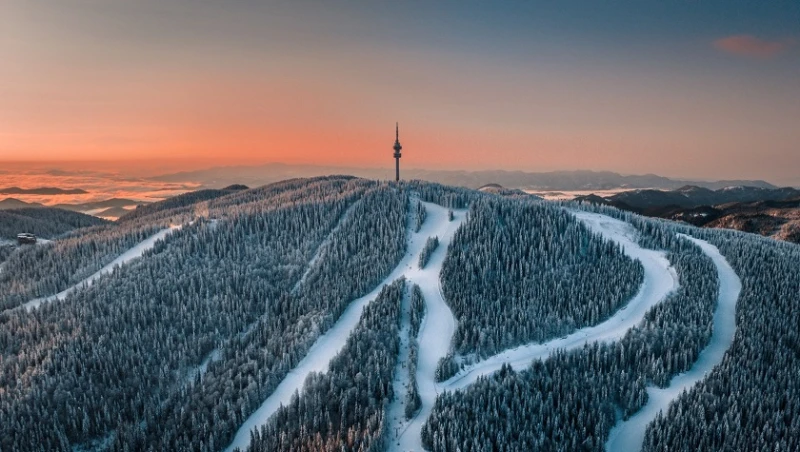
[575,185,800,243]
[596,185,800,209]
[151,163,780,191]
[0,198,43,209]
[0,186,88,195]
[0,197,144,220]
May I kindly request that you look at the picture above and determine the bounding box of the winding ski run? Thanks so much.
[20,226,181,312]
[224,202,466,452]
[225,207,741,452]
[605,234,742,452]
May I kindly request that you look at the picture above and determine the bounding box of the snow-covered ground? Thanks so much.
[224,202,466,452]
[441,211,679,392]
[605,234,742,452]
[385,205,465,452]
[21,226,181,311]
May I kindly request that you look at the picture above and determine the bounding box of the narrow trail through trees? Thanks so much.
[385,204,465,452]
[224,207,741,452]
[224,202,466,452]
[19,225,181,311]
[605,234,742,452]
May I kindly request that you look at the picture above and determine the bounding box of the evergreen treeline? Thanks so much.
[405,285,425,420]
[4,180,799,451]
[246,279,404,452]
[0,221,165,310]
[418,236,439,269]
[0,207,107,241]
[423,218,719,451]
[0,178,409,452]
[415,201,427,232]
[440,198,644,357]
[409,284,425,338]
[116,186,245,223]
[642,230,800,451]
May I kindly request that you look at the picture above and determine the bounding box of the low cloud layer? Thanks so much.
[713,34,795,59]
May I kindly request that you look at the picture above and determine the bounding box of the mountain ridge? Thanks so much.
[149,164,780,191]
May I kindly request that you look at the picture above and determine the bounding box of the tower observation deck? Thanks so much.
[393,122,402,182]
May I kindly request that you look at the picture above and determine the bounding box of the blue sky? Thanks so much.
[2,1,799,184]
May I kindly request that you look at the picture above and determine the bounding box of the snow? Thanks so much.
[224,202,466,452]
[20,226,181,311]
[224,208,737,452]
[385,204,465,452]
[605,234,742,452]
[441,211,680,392]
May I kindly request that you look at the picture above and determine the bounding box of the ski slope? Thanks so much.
[224,202,466,452]
[605,234,742,452]
[441,210,680,392]
[21,226,181,311]
[385,205,465,452]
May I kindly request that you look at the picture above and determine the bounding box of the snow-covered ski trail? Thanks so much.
[20,226,181,311]
[385,205,465,452]
[605,234,742,452]
[223,202,466,452]
[441,211,680,392]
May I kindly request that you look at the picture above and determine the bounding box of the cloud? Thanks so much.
[713,35,795,59]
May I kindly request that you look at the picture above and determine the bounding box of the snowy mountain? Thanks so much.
[1,176,798,452]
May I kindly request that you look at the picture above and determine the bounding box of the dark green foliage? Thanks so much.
[0,221,164,310]
[423,218,719,451]
[418,236,439,269]
[405,338,421,420]
[0,207,107,240]
[642,231,800,451]
[0,178,409,452]
[441,198,644,357]
[409,284,425,339]
[116,187,238,223]
[415,201,427,232]
[247,279,404,452]
[405,284,424,420]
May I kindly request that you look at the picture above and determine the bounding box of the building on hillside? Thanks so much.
[17,233,37,245]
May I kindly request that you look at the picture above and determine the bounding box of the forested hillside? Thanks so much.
[440,197,643,357]
[247,279,404,451]
[0,177,798,452]
[642,230,800,450]
[0,207,107,241]
[0,177,408,451]
[423,219,719,450]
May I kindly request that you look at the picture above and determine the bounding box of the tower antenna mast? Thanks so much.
[393,122,402,182]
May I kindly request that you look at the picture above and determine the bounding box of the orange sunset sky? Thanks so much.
[2,1,799,185]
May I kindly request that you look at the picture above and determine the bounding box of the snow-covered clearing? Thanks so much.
[224,202,466,452]
[385,205,465,452]
[21,226,181,311]
[605,234,742,452]
[441,211,679,392]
